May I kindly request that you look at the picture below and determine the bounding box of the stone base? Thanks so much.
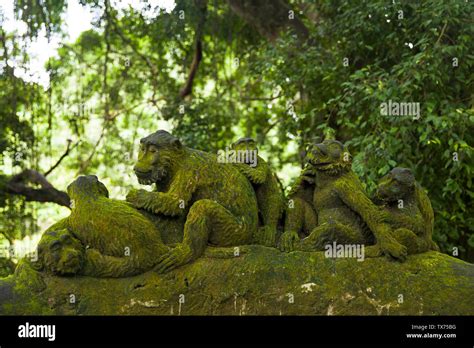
[1,246,473,315]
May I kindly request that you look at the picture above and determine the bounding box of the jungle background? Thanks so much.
[0,0,473,275]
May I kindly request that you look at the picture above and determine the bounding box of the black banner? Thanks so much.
[0,315,472,346]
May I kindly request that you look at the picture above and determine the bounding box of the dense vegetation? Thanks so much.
[0,0,472,275]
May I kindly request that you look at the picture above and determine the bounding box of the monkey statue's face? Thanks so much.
[231,137,258,165]
[307,139,351,175]
[35,229,84,275]
[67,175,109,201]
[133,130,184,185]
[375,167,415,203]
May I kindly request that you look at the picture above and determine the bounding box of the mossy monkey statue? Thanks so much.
[280,129,334,252]
[231,137,285,247]
[34,175,170,277]
[126,130,259,273]
[279,162,318,252]
[287,137,408,261]
[373,167,439,255]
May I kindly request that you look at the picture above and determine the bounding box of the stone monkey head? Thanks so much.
[133,130,184,185]
[34,229,85,276]
[67,175,109,201]
[375,167,416,203]
[231,137,259,165]
[232,137,257,151]
[307,139,352,175]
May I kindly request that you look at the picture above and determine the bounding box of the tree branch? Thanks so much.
[5,170,70,208]
[179,0,208,99]
[44,139,79,177]
[179,40,203,98]
[107,13,161,109]
[77,123,108,176]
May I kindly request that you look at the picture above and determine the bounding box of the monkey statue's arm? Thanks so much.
[334,173,407,260]
[391,212,425,236]
[126,169,198,216]
[234,161,267,185]
[415,184,434,236]
[300,165,316,184]
[81,248,146,278]
[287,165,316,197]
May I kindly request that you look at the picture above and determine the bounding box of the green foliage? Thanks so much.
[246,0,473,260]
[14,0,66,37]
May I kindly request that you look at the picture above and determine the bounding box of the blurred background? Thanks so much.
[0,0,473,275]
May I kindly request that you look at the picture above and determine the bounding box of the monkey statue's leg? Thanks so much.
[365,227,433,258]
[254,181,285,248]
[391,228,432,254]
[297,222,365,252]
[279,198,307,252]
[303,203,318,236]
[254,225,278,248]
[154,199,252,273]
[82,248,150,278]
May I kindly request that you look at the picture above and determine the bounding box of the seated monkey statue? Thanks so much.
[279,163,318,252]
[231,137,285,247]
[289,139,408,261]
[33,175,170,277]
[373,167,439,255]
[126,130,259,273]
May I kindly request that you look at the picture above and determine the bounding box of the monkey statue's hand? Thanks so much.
[126,189,152,210]
[376,227,408,262]
[279,230,300,252]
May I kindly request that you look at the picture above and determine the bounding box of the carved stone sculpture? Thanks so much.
[125,130,259,273]
[373,167,439,255]
[231,137,285,247]
[290,139,408,261]
[34,175,169,277]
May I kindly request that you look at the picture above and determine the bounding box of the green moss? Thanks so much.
[281,164,318,251]
[291,140,408,261]
[4,247,472,315]
[232,137,285,247]
[374,167,438,254]
[35,176,170,278]
[126,130,259,273]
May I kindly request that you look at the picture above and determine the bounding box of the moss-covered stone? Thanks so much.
[295,139,408,261]
[231,137,285,247]
[1,248,473,315]
[280,163,318,251]
[374,167,439,254]
[34,176,171,278]
[126,130,259,273]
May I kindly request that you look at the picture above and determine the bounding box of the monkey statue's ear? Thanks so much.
[402,168,415,185]
[172,138,182,149]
